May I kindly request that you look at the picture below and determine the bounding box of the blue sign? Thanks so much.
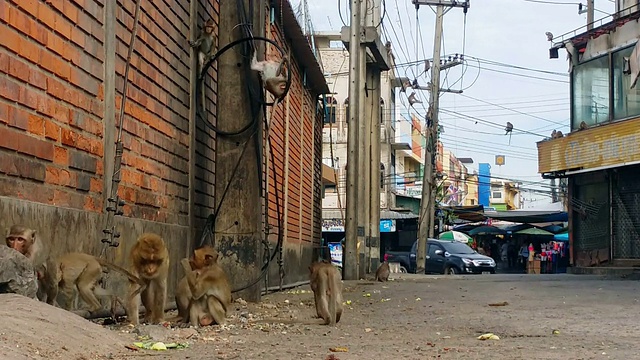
[380,219,396,233]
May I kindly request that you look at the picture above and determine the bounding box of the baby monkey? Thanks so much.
[175,245,221,324]
[190,19,217,73]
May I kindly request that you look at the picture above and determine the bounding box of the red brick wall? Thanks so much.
[0,0,218,227]
[1,0,106,210]
[266,21,321,249]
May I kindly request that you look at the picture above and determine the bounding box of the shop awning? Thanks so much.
[321,209,418,220]
[485,211,568,223]
[438,205,485,222]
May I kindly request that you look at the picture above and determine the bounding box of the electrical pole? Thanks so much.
[413,0,469,274]
[586,0,594,30]
[344,0,362,281]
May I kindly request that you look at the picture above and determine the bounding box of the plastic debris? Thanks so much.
[132,341,189,351]
[329,346,349,352]
[552,329,560,335]
[477,333,500,340]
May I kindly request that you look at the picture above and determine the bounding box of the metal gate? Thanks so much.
[572,173,610,255]
[612,166,640,259]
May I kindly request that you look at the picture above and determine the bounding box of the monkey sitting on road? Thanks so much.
[375,261,390,282]
[178,255,232,327]
[309,260,343,326]
[125,233,170,325]
[175,245,221,324]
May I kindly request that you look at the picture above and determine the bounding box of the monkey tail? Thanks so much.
[95,258,143,286]
[328,271,338,326]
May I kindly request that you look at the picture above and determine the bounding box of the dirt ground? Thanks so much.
[3,273,640,360]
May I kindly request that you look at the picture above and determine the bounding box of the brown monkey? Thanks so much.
[189,19,217,71]
[579,121,588,130]
[309,260,343,326]
[6,225,40,264]
[179,257,231,327]
[42,252,142,316]
[175,246,220,323]
[375,261,390,282]
[250,50,289,99]
[125,233,169,325]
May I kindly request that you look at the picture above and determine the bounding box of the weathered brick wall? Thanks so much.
[0,0,219,299]
[1,0,106,210]
[264,18,322,286]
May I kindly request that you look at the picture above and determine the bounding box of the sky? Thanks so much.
[299,0,617,209]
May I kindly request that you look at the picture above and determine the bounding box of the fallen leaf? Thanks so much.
[329,347,349,352]
[124,345,139,351]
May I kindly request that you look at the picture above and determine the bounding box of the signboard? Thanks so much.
[495,155,505,166]
[322,218,398,233]
[379,219,396,232]
[328,242,343,268]
[537,117,640,174]
[322,219,344,232]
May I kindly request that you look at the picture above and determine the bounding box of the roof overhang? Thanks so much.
[274,0,330,95]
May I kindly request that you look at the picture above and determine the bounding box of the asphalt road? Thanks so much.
[109,273,640,360]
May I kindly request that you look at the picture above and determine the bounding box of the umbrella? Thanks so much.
[554,232,569,241]
[439,231,472,243]
[515,227,554,236]
[468,225,506,236]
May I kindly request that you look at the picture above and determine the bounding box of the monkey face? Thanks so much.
[139,259,162,278]
[6,235,27,253]
[6,231,34,255]
[205,26,214,34]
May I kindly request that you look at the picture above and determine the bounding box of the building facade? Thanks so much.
[540,0,640,266]
[0,0,326,301]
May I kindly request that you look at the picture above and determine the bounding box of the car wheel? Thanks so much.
[399,266,407,273]
[444,266,458,275]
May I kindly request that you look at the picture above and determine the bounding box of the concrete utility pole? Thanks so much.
[343,0,390,280]
[586,0,594,30]
[344,0,362,281]
[357,0,369,278]
[413,0,469,274]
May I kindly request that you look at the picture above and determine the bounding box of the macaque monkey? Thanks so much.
[175,246,220,322]
[179,257,232,327]
[250,50,289,100]
[125,233,169,325]
[309,260,343,326]
[189,19,217,72]
[579,121,588,130]
[42,252,142,317]
[6,225,40,264]
[375,261,390,282]
[6,225,48,299]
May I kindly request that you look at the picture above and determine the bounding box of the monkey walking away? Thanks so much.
[125,233,170,325]
[41,252,142,317]
[175,246,221,323]
[189,19,217,72]
[375,261,390,282]
[309,260,344,326]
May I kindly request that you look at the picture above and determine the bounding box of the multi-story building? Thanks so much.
[540,0,640,267]
[489,180,522,210]
[314,32,402,238]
